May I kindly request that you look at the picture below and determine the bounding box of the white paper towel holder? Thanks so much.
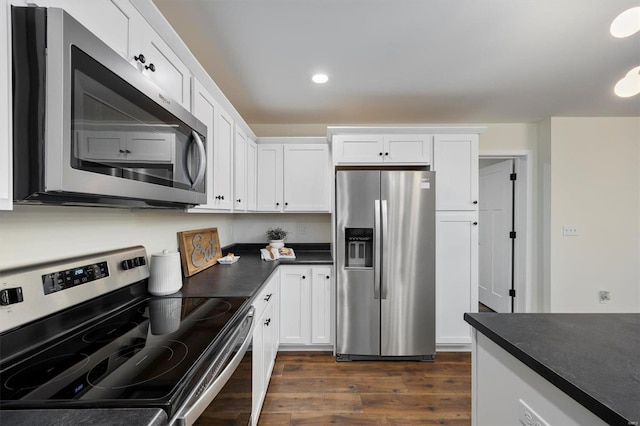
[148,249,183,296]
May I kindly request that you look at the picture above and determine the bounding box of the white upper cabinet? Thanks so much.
[35,0,190,109]
[233,125,248,211]
[246,139,257,211]
[1,0,11,210]
[191,77,234,212]
[256,144,284,212]
[139,27,191,109]
[283,144,330,212]
[332,134,432,165]
[256,139,331,213]
[433,134,479,211]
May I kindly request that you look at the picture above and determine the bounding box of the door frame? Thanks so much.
[479,150,533,313]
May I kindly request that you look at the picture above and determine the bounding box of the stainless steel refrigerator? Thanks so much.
[335,170,436,361]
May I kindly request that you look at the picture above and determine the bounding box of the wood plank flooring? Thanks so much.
[258,351,471,425]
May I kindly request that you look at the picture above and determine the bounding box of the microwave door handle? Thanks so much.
[190,130,206,189]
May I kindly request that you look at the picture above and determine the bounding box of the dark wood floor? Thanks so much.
[258,351,471,425]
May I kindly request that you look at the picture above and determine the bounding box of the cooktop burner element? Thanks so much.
[3,353,90,392]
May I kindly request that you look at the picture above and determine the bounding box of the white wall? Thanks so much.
[547,117,640,312]
[0,205,234,269]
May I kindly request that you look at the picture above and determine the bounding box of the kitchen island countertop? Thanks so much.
[464,313,640,426]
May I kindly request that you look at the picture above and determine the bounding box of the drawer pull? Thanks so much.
[264,318,271,326]
[264,293,272,302]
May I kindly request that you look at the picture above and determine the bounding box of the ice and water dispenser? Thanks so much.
[344,228,373,268]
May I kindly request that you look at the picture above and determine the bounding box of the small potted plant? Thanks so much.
[266,227,288,249]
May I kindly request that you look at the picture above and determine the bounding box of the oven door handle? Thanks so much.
[173,306,254,426]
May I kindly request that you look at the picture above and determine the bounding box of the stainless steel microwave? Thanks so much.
[12,7,207,208]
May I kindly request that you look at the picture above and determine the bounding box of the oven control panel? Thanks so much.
[42,262,109,295]
[0,246,149,334]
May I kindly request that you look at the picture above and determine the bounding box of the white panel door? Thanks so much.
[246,139,257,211]
[436,212,478,345]
[311,267,332,344]
[283,144,330,212]
[333,135,384,164]
[279,267,311,344]
[213,108,234,210]
[383,134,432,164]
[433,134,479,210]
[479,160,514,313]
[256,145,283,212]
[234,126,247,211]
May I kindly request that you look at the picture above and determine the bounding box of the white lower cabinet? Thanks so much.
[252,270,279,426]
[279,266,332,346]
[436,212,478,348]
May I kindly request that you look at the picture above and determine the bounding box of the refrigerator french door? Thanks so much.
[336,170,435,361]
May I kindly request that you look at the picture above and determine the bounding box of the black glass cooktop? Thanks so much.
[0,294,248,412]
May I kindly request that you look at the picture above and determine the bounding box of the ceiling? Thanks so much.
[152,0,640,126]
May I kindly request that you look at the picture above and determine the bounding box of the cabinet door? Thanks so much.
[190,78,217,209]
[234,126,247,211]
[251,309,265,426]
[332,135,384,164]
[0,0,11,210]
[212,107,234,210]
[433,134,479,210]
[311,267,332,344]
[384,134,432,164]
[34,0,142,62]
[256,144,284,212]
[435,213,478,346]
[279,267,311,344]
[283,144,330,212]
[246,139,257,211]
[140,26,191,109]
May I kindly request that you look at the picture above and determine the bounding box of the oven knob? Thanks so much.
[0,287,24,306]
[121,260,131,270]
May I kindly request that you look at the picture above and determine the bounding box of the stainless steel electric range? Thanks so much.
[0,246,253,425]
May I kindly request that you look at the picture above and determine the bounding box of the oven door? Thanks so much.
[172,307,254,426]
[12,7,207,207]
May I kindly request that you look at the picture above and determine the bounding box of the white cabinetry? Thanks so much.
[252,270,279,426]
[332,134,432,165]
[246,139,257,211]
[436,212,478,347]
[37,0,190,109]
[234,126,248,211]
[279,266,332,346]
[0,0,11,210]
[433,134,479,211]
[190,77,233,211]
[256,140,330,212]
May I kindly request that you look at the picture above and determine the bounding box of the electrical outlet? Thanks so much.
[298,224,309,235]
[599,290,611,304]
[519,399,550,426]
[562,225,579,236]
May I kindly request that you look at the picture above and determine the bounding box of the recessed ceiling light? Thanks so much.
[614,66,640,98]
[312,73,329,84]
[610,6,640,38]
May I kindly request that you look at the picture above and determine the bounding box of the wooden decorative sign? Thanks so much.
[177,227,222,277]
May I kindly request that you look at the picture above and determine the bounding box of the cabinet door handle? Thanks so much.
[237,199,241,203]
[119,149,125,153]
[473,222,478,225]
[302,275,306,279]
[221,195,224,200]
[285,202,288,206]
[276,202,280,206]
[384,152,389,156]
[473,200,478,204]
[134,53,145,64]
[145,63,156,72]
[379,152,383,156]
[264,293,272,302]
[264,318,271,326]
[326,275,330,279]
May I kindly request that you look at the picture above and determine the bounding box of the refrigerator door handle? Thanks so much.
[374,199,381,300]
[381,199,389,300]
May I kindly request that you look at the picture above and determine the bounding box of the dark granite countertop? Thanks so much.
[179,243,332,298]
[0,408,167,426]
[465,313,640,426]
